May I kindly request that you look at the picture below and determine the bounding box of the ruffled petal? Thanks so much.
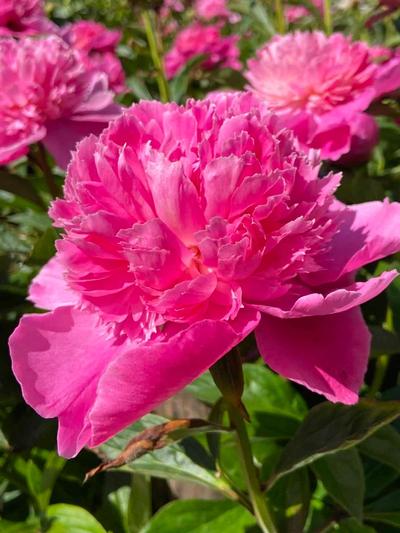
[251,270,398,318]
[255,308,370,404]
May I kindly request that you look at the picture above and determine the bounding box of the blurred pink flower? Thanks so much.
[0,36,121,169]
[0,0,56,35]
[9,92,400,457]
[285,0,322,23]
[165,23,241,78]
[195,0,240,22]
[61,21,126,94]
[246,31,400,163]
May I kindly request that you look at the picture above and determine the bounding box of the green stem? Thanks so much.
[142,10,170,102]
[228,405,277,533]
[274,0,286,34]
[368,308,393,398]
[30,144,60,199]
[323,0,332,34]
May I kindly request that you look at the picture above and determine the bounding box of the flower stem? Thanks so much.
[274,0,286,34]
[368,308,393,397]
[228,405,277,533]
[30,143,60,199]
[141,10,170,102]
[323,0,332,34]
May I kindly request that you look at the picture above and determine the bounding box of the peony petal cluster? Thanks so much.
[0,0,57,36]
[164,23,241,79]
[61,21,126,94]
[246,31,400,163]
[0,35,121,169]
[9,92,400,457]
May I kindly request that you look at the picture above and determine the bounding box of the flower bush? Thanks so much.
[2,1,400,532]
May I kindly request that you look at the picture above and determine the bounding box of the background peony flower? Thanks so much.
[195,0,240,22]
[9,92,400,457]
[245,31,400,162]
[0,35,121,169]
[0,0,57,35]
[164,23,241,79]
[284,0,322,23]
[61,21,126,94]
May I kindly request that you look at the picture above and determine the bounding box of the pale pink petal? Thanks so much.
[28,256,79,310]
[255,308,371,404]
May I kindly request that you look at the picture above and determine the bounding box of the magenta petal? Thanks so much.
[44,119,114,169]
[89,309,260,446]
[28,256,79,310]
[253,270,398,318]
[256,308,371,404]
[308,200,400,285]
[9,306,124,457]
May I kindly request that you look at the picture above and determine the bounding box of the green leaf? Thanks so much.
[29,227,57,265]
[269,468,310,533]
[170,54,206,103]
[370,326,400,357]
[0,520,40,533]
[268,399,400,486]
[141,500,256,533]
[126,76,152,100]
[365,490,400,528]
[359,425,400,473]
[365,460,399,500]
[98,414,228,492]
[128,474,151,533]
[312,449,365,519]
[47,504,107,533]
[36,452,65,512]
[0,170,44,208]
[326,517,376,532]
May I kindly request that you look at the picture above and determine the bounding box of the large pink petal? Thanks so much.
[250,270,397,318]
[88,309,260,447]
[28,256,79,310]
[9,306,123,457]
[308,200,400,285]
[9,305,260,457]
[255,308,371,404]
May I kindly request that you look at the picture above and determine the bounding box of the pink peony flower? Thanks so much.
[164,23,241,79]
[0,35,121,169]
[246,31,400,163]
[0,0,57,35]
[284,0,322,23]
[9,92,400,457]
[61,21,126,94]
[195,0,240,22]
